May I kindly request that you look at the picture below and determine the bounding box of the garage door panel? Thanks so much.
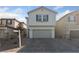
[70,30,79,39]
[32,29,52,38]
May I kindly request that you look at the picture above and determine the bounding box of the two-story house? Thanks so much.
[56,10,79,39]
[0,18,19,38]
[27,7,57,39]
[0,14,27,49]
[0,13,27,39]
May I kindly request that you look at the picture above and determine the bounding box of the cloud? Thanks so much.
[14,8,25,14]
[0,12,26,23]
[0,7,26,23]
[11,8,27,23]
[0,12,18,18]
[54,6,64,10]
[0,7,9,12]
[56,10,72,20]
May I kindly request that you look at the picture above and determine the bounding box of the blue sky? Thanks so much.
[0,6,79,23]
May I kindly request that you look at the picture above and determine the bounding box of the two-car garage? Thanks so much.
[29,29,55,39]
[32,29,52,38]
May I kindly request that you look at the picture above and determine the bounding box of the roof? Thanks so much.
[28,6,57,14]
[57,10,79,22]
[0,12,24,23]
[20,22,27,25]
[0,17,20,23]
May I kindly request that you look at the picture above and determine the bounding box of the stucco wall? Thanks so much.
[28,7,56,26]
[14,20,19,28]
[56,11,79,39]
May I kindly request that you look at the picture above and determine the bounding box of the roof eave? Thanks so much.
[27,6,57,14]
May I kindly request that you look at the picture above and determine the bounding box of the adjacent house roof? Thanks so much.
[28,6,57,14]
[0,13,25,23]
[20,22,27,25]
[0,13,23,23]
[57,10,79,22]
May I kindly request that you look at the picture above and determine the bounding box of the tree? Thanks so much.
[17,22,24,48]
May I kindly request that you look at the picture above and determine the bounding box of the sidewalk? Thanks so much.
[1,46,24,53]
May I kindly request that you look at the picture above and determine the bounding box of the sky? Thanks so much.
[0,6,79,23]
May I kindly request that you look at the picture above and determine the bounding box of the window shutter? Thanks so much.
[43,15,48,22]
[47,15,48,21]
[36,15,42,22]
[0,19,2,24]
[6,19,7,25]
[10,19,12,24]
[6,19,12,25]
[36,15,38,21]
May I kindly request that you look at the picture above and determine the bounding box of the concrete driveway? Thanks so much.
[17,39,79,53]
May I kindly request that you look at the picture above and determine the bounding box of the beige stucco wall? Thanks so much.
[22,23,27,29]
[56,11,79,39]
[14,20,19,28]
[0,19,19,28]
[56,18,66,38]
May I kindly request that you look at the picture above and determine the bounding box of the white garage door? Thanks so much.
[32,29,53,38]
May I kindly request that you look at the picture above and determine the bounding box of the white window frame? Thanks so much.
[36,14,42,22]
[68,15,75,22]
[43,15,48,22]
[36,14,48,22]
[6,19,12,24]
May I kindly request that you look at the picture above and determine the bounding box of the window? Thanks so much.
[75,14,79,25]
[43,15,48,22]
[0,19,2,24]
[68,15,75,22]
[6,19,12,24]
[36,14,49,22]
[36,15,42,22]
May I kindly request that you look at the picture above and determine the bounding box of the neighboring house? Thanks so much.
[0,18,19,38]
[0,13,27,49]
[17,22,27,38]
[56,10,79,39]
[27,6,57,39]
[20,22,27,29]
[0,13,27,39]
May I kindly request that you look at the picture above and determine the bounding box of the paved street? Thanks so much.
[17,39,79,53]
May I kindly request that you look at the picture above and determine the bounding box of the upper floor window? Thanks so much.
[6,19,12,25]
[36,15,42,22]
[36,14,48,22]
[0,19,2,24]
[43,15,48,22]
[68,15,75,22]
